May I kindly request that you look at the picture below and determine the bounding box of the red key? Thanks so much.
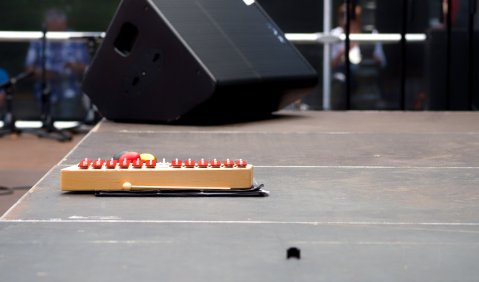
[132,158,143,169]
[171,158,182,168]
[223,159,234,168]
[184,159,195,168]
[119,151,141,162]
[78,158,92,169]
[92,158,105,169]
[105,159,118,169]
[210,159,221,168]
[119,159,131,169]
[145,159,156,168]
[235,159,247,168]
[197,159,208,168]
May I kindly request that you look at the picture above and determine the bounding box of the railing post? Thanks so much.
[323,0,332,110]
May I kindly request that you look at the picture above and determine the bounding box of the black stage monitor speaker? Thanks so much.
[82,0,318,122]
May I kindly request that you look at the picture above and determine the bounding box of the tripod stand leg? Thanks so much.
[0,87,23,138]
[34,118,73,142]
[29,26,73,143]
[0,114,22,137]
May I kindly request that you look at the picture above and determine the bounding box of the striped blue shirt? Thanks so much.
[25,39,90,102]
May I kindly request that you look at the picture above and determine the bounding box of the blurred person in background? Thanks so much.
[25,8,90,119]
[331,1,386,80]
[330,1,387,109]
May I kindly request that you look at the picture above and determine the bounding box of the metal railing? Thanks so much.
[0,29,428,110]
[285,32,427,110]
[0,31,105,42]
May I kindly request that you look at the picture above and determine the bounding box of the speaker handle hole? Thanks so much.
[114,22,139,57]
[132,76,140,86]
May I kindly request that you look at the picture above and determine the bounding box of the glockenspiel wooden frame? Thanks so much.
[60,164,254,191]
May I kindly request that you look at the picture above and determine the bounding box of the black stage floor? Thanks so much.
[1,111,479,281]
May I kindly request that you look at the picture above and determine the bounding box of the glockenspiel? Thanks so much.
[60,156,253,191]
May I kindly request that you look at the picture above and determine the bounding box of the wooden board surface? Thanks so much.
[60,164,254,190]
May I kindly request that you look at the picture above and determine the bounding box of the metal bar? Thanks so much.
[345,0,351,110]
[0,31,105,42]
[446,0,452,110]
[40,25,49,126]
[0,30,427,44]
[323,0,332,110]
[285,33,427,43]
[338,33,426,42]
[285,33,322,43]
[400,0,409,111]
[467,0,476,110]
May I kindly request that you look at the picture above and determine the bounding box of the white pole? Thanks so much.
[323,0,332,110]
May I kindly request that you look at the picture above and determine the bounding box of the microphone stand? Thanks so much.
[67,35,103,129]
[0,71,32,137]
[83,36,102,125]
[32,24,72,142]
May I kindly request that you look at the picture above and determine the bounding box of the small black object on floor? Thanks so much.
[94,184,268,197]
[287,247,301,260]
